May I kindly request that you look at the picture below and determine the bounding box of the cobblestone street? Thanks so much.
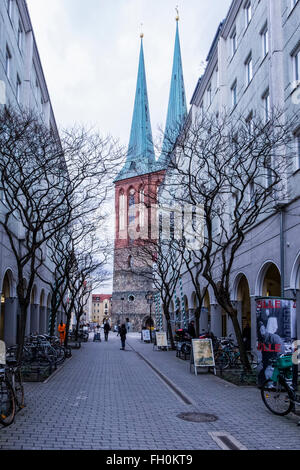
[0,333,299,451]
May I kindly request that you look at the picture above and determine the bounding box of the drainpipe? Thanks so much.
[277,202,286,298]
[280,207,285,298]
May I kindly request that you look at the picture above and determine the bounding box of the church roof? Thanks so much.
[158,20,187,170]
[114,21,187,183]
[114,37,157,182]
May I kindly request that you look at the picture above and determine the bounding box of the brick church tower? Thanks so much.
[111,19,187,331]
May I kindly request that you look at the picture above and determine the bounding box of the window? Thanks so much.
[119,192,125,231]
[263,89,270,122]
[249,181,255,206]
[295,132,300,170]
[245,1,252,27]
[291,0,298,10]
[207,84,212,106]
[261,24,269,57]
[245,53,253,85]
[170,211,175,240]
[246,111,253,133]
[5,47,11,80]
[7,0,12,18]
[293,48,300,83]
[231,80,237,108]
[16,74,21,103]
[128,189,135,225]
[232,133,239,161]
[231,28,237,56]
[18,21,23,51]
[139,188,145,228]
[265,156,273,186]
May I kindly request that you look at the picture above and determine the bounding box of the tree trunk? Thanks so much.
[16,302,28,366]
[230,310,251,371]
[194,307,201,337]
[164,307,175,349]
[64,315,71,348]
[75,318,80,341]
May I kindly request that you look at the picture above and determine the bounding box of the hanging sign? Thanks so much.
[190,339,216,376]
[156,331,168,348]
[0,340,6,365]
[256,297,297,387]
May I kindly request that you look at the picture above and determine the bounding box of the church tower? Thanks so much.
[111,19,187,331]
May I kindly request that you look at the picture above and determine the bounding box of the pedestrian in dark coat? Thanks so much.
[120,324,127,350]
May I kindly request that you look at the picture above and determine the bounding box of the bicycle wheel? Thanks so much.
[0,377,16,426]
[215,351,230,369]
[181,343,191,355]
[261,378,293,416]
[14,369,25,410]
[54,346,65,365]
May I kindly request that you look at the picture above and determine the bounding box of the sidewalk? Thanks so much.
[0,332,299,450]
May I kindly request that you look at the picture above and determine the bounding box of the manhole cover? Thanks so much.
[177,412,218,423]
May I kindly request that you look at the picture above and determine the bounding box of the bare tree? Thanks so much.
[0,106,121,363]
[161,109,294,369]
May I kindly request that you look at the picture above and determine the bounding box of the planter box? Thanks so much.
[21,363,53,382]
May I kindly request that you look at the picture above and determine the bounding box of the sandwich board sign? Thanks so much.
[0,341,6,365]
[190,338,216,376]
[155,331,168,349]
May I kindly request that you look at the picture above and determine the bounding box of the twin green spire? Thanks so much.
[115,19,187,182]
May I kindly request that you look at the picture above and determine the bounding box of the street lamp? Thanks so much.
[145,291,153,343]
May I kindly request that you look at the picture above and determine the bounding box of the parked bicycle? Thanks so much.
[261,354,300,418]
[214,335,256,370]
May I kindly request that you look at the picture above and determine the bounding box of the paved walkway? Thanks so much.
[0,332,299,450]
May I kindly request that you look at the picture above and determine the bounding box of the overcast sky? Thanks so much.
[27,0,232,147]
[26,0,232,294]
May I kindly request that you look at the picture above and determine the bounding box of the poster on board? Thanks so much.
[256,297,297,387]
[155,331,168,348]
[190,338,215,375]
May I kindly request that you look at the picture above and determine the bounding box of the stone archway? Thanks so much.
[203,289,211,331]
[237,275,251,330]
[0,271,11,341]
[262,264,281,297]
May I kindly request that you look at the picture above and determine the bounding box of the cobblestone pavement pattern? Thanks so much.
[0,333,299,450]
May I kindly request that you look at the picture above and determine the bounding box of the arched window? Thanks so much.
[139,188,145,228]
[119,191,125,231]
[128,255,133,268]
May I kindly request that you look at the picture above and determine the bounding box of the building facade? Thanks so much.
[91,294,112,325]
[167,0,300,352]
[0,0,63,345]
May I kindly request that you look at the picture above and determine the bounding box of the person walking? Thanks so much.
[119,324,127,350]
[104,321,111,342]
[58,321,66,346]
